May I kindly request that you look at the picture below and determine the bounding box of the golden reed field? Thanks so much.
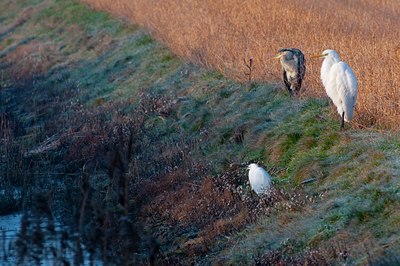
[82,0,400,129]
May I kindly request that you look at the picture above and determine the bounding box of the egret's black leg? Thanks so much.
[340,111,345,131]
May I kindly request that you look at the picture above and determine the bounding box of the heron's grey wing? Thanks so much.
[292,49,306,80]
[297,57,306,91]
[289,55,302,93]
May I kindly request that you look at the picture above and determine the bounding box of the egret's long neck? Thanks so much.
[320,57,338,87]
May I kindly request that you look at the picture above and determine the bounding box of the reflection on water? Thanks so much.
[0,213,21,264]
[0,213,100,265]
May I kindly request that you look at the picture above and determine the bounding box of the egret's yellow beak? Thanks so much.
[311,53,327,58]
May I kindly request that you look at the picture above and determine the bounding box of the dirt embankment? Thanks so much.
[1,0,400,265]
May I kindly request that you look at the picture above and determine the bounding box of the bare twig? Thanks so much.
[243,57,254,82]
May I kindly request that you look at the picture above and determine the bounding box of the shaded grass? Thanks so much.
[0,0,400,264]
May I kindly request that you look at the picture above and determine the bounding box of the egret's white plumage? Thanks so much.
[247,163,272,195]
[317,49,358,130]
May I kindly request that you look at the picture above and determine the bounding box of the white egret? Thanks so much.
[314,49,358,131]
[247,163,272,195]
[274,48,306,96]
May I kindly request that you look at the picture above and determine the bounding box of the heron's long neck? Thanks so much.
[321,57,338,87]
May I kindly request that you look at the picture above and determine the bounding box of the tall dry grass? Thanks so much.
[81,0,400,129]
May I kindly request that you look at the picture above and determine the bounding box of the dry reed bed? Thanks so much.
[82,0,400,129]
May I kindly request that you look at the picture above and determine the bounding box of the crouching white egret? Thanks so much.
[248,163,272,195]
[274,48,306,96]
[313,49,358,131]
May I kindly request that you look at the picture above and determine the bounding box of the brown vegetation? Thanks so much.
[134,161,319,262]
[2,0,400,263]
[82,0,400,129]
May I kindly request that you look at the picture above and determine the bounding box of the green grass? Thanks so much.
[1,0,400,264]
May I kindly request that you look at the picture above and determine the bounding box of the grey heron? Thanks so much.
[274,48,306,96]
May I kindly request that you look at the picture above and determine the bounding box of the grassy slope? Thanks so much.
[1,0,399,264]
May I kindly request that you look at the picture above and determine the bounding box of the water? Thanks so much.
[0,213,101,265]
[0,213,21,261]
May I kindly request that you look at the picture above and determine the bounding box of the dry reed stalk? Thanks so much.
[81,0,400,129]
